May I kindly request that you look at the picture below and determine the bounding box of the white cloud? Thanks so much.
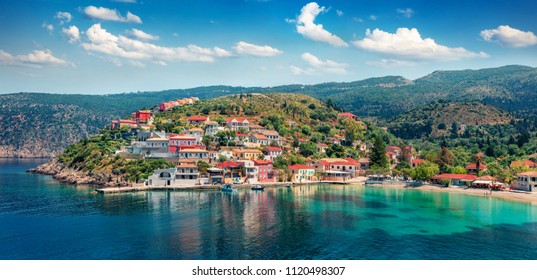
[62,26,80,44]
[112,0,137,3]
[0,49,73,68]
[352,27,488,61]
[366,59,417,68]
[55,11,72,24]
[42,23,54,32]
[369,15,377,21]
[290,65,315,75]
[83,6,142,24]
[129,28,159,40]
[353,17,364,23]
[233,41,283,57]
[480,25,537,48]
[81,23,230,64]
[213,47,233,57]
[336,10,343,16]
[285,18,296,24]
[296,2,348,47]
[301,52,349,74]
[396,8,414,18]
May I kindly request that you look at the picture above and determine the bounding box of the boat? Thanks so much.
[251,184,265,191]
[221,184,235,192]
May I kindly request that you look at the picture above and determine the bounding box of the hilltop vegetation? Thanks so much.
[2,65,537,157]
[388,101,513,139]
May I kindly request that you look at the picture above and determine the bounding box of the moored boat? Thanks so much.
[221,183,235,192]
[251,184,264,191]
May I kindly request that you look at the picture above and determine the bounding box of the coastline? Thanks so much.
[368,182,537,205]
[28,160,537,205]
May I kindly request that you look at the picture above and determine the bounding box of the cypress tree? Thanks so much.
[370,134,388,169]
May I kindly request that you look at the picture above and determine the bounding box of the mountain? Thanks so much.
[1,65,537,157]
[387,101,514,139]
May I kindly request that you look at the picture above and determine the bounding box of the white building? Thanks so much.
[515,171,537,192]
[146,168,176,186]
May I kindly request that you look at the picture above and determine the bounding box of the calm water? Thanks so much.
[2,159,537,260]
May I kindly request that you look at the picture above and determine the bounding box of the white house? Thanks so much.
[146,168,176,186]
[515,171,537,192]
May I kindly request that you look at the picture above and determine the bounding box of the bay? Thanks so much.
[1,159,537,260]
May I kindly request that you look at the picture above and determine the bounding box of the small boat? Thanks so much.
[221,184,235,192]
[251,185,264,191]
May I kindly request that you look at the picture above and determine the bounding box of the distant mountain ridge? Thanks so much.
[1,65,536,157]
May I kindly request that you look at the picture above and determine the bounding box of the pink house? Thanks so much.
[253,160,275,182]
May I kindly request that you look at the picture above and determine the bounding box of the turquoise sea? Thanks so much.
[1,158,537,259]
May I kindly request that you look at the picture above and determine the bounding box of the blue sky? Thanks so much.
[1,0,536,94]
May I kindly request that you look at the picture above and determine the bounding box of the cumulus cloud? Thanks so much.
[396,8,414,18]
[55,11,72,24]
[62,26,80,44]
[129,28,159,40]
[0,49,73,68]
[233,41,283,56]
[301,52,349,74]
[352,27,488,61]
[480,25,537,48]
[80,23,231,65]
[83,6,142,24]
[296,2,348,47]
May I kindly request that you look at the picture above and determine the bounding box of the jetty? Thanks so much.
[95,180,357,194]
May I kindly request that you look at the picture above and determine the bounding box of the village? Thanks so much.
[108,97,537,194]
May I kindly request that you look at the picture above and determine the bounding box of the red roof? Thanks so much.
[226,117,248,123]
[412,159,426,164]
[187,116,208,121]
[511,160,537,168]
[236,133,248,137]
[253,134,268,140]
[253,160,272,165]
[465,163,487,169]
[217,161,240,168]
[431,174,478,180]
[289,164,314,169]
[299,138,308,142]
[265,147,282,151]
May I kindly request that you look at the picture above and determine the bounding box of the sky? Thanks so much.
[0,0,536,94]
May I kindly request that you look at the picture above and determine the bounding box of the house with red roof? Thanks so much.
[226,117,249,131]
[288,164,316,183]
[338,112,360,121]
[169,135,199,153]
[261,130,282,146]
[250,134,270,145]
[187,116,208,125]
[465,163,487,174]
[511,159,537,169]
[131,110,151,123]
[430,174,478,186]
[411,158,426,168]
[254,160,275,182]
[263,146,282,160]
[314,158,361,180]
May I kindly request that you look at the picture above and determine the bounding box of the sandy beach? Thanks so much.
[365,182,537,205]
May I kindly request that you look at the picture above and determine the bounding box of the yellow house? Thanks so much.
[232,149,262,160]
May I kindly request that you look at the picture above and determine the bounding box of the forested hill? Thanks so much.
[1,65,537,157]
[387,101,513,139]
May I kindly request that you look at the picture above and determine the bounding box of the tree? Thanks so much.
[369,134,389,169]
[438,146,454,172]
[197,161,211,173]
[299,142,317,157]
[326,144,345,158]
[301,125,312,136]
[341,118,364,145]
[218,155,228,162]
[450,166,467,174]
[410,162,440,181]
[273,156,289,169]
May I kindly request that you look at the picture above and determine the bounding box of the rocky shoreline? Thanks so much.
[28,158,130,188]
